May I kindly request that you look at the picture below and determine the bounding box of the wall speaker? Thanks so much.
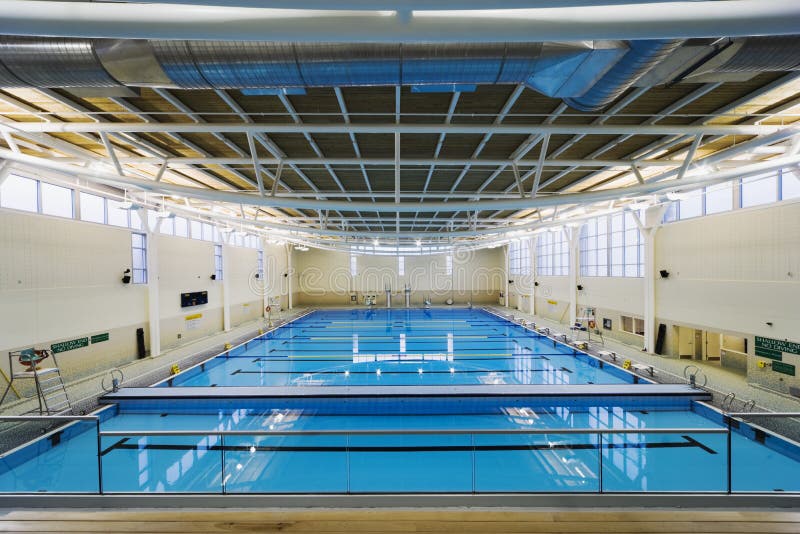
[577,284,583,291]
[210,274,217,280]
[534,281,539,287]
[659,269,670,278]
[121,268,131,284]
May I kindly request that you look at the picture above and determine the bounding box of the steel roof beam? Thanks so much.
[1,0,797,41]
[0,122,783,136]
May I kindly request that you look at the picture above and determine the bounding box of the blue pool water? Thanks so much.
[166,308,633,387]
[1,308,800,494]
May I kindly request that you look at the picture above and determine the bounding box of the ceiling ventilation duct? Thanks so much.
[686,35,800,78]
[563,39,682,111]
[0,36,626,102]
[0,36,798,111]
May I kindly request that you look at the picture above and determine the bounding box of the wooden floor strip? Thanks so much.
[1,509,798,534]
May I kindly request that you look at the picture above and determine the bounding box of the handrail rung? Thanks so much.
[98,427,729,437]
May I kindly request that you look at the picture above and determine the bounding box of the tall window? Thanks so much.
[610,213,643,277]
[79,192,105,224]
[579,217,608,277]
[106,198,130,227]
[1,175,38,212]
[131,233,147,284]
[40,182,73,218]
[350,254,357,276]
[398,256,405,276]
[705,182,733,214]
[783,169,800,200]
[445,255,453,276]
[536,230,569,276]
[214,244,224,281]
[579,214,642,277]
[742,173,778,208]
[508,239,531,276]
[257,249,264,279]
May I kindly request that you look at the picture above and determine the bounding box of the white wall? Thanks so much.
[654,201,800,392]
[525,200,800,393]
[0,211,147,381]
[0,209,289,390]
[293,247,504,306]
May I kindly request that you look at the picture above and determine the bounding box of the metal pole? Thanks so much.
[471,433,476,494]
[96,419,103,495]
[598,432,603,493]
[727,417,732,494]
[220,434,226,495]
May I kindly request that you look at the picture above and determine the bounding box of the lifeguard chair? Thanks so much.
[0,348,72,415]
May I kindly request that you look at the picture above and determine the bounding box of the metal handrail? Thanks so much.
[99,427,728,437]
[726,412,800,418]
[0,415,98,421]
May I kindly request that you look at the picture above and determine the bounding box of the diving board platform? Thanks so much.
[101,383,710,402]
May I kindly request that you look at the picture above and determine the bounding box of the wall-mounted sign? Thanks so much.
[91,333,109,344]
[547,299,558,305]
[51,337,89,354]
[185,313,203,331]
[772,361,796,376]
[603,318,612,330]
[755,336,800,361]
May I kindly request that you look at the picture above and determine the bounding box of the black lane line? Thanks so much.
[100,440,715,456]
[101,437,130,457]
[681,435,718,454]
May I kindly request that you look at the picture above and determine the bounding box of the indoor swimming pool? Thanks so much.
[1,308,799,495]
[163,308,633,387]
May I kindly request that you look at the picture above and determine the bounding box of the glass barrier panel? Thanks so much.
[0,419,99,493]
[223,434,347,493]
[600,431,728,492]
[730,417,800,493]
[348,433,472,493]
[474,432,599,492]
[100,433,222,493]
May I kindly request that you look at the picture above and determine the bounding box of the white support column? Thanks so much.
[503,244,510,308]
[286,243,294,310]
[221,239,231,332]
[529,235,536,316]
[567,226,579,327]
[260,237,268,320]
[146,217,162,358]
[643,226,658,353]
[635,204,667,354]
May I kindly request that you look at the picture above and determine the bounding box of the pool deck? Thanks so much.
[100,383,711,402]
[489,305,800,415]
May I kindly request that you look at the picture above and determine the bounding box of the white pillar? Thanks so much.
[260,237,267,319]
[146,217,161,358]
[221,240,231,332]
[286,243,293,310]
[503,244,509,308]
[529,235,536,316]
[567,227,579,326]
[636,204,667,354]
[643,227,659,353]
